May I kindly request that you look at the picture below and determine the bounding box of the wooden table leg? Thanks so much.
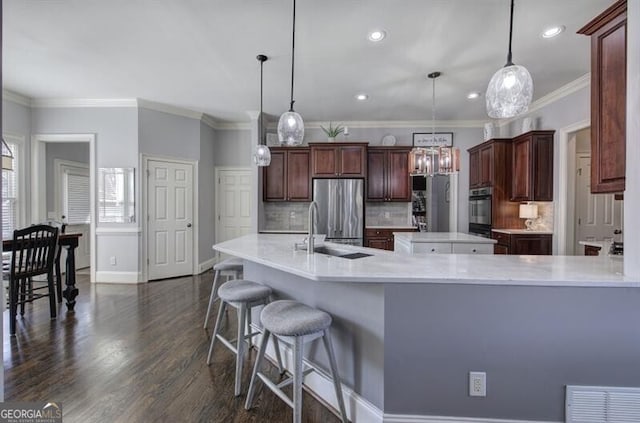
[61,238,79,311]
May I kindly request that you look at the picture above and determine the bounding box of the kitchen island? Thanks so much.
[393,231,496,254]
[213,234,640,423]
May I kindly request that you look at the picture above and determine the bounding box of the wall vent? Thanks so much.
[566,385,640,422]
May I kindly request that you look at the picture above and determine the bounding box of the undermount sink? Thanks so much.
[313,246,373,260]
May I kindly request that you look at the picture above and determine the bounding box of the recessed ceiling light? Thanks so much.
[541,25,565,38]
[355,94,369,101]
[367,30,386,42]
[467,92,481,100]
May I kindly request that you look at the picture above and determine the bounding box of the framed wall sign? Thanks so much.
[412,132,453,147]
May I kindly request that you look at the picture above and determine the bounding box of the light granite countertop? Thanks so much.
[492,229,554,235]
[394,232,497,244]
[213,234,635,287]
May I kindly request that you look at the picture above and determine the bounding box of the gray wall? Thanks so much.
[3,99,32,221]
[45,142,90,213]
[31,106,140,274]
[199,122,216,263]
[213,128,252,166]
[138,108,200,160]
[385,283,640,420]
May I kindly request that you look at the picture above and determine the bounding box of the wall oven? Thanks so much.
[468,187,492,237]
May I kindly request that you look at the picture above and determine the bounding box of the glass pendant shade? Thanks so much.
[253,144,271,166]
[486,64,533,119]
[277,111,304,146]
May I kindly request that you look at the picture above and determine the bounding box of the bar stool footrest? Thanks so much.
[276,367,314,389]
[257,373,294,409]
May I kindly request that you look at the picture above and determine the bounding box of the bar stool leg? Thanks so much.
[245,329,270,410]
[207,301,227,365]
[293,336,304,423]
[246,306,253,349]
[272,336,284,374]
[322,328,348,423]
[203,269,221,329]
[234,303,247,396]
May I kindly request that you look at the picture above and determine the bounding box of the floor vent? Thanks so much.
[566,385,640,422]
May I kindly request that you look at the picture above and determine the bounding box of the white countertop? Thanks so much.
[213,234,636,288]
[492,229,554,235]
[394,232,497,244]
[259,229,308,234]
[366,225,416,229]
[579,240,612,249]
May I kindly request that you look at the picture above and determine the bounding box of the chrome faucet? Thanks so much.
[307,201,319,255]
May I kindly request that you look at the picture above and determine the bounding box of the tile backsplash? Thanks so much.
[529,202,553,231]
[365,202,412,226]
[263,202,310,231]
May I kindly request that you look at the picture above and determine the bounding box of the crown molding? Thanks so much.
[3,89,31,107]
[201,114,221,130]
[30,97,138,108]
[137,99,203,120]
[497,73,591,127]
[265,120,486,130]
[215,122,252,130]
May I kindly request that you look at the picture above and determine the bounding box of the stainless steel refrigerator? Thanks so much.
[312,179,364,246]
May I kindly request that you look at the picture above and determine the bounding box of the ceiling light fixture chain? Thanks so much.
[253,54,272,166]
[289,0,296,112]
[506,0,514,66]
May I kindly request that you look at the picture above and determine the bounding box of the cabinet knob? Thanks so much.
[431,248,435,252]
[472,249,477,253]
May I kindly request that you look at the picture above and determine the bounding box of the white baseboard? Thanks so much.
[198,257,217,274]
[253,326,384,423]
[94,271,144,284]
[383,415,560,423]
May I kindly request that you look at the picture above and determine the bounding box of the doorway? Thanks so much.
[215,167,252,260]
[31,134,96,282]
[146,158,195,280]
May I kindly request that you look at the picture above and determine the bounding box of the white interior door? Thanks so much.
[216,169,252,257]
[574,154,623,253]
[148,160,194,280]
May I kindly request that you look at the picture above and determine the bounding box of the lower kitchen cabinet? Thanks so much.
[364,227,416,251]
[492,230,552,255]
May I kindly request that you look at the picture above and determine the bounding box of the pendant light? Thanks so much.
[277,0,304,146]
[253,54,271,166]
[486,0,533,119]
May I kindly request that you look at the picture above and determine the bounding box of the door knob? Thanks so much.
[187,223,192,228]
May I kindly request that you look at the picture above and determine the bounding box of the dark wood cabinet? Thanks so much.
[309,143,367,178]
[584,244,602,256]
[578,0,627,194]
[364,227,416,251]
[367,147,411,202]
[263,147,311,202]
[510,130,554,202]
[492,231,552,255]
[468,139,520,229]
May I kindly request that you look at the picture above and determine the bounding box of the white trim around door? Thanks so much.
[31,133,97,283]
[141,154,199,282]
[555,119,590,255]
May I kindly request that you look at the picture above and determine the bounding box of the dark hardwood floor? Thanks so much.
[4,272,341,423]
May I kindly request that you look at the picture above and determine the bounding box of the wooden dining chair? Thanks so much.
[7,224,59,336]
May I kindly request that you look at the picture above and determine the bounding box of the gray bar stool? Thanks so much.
[245,300,348,423]
[203,257,243,329]
[206,279,284,396]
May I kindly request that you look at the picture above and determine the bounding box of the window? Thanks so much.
[98,168,135,223]
[63,169,90,225]
[2,139,20,239]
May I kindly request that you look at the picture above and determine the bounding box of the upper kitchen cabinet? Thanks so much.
[578,0,627,194]
[510,130,554,202]
[468,139,510,188]
[309,142,367,178]
[263,147,311,202]
[367,147,411,202]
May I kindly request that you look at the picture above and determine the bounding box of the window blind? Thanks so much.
[2,141,19,239]
[65,172,90,224]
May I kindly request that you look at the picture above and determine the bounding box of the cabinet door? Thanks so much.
[532,134,554,201]
[366,237,389,250]
[511,234,552,255]
[591,12,626,193]
[494,244,509,255]
[387,150,411,201]
[367,150,386,201]
[286,150,311,201]
[263,150,286,201]
[511,137,531,201]
[469,149,480,188]
[479,145,493,186]
[311,146,338,177]
[339,145,366,177]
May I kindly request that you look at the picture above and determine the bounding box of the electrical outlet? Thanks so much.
[469,371,486,397]
[110,256,117,266]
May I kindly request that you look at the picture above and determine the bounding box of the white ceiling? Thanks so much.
[4,0,612,123]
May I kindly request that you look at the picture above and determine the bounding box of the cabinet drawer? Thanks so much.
[365,228,393,238]
[412,243,452,254]
[452,243,493,254]
[492,232,511,246]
